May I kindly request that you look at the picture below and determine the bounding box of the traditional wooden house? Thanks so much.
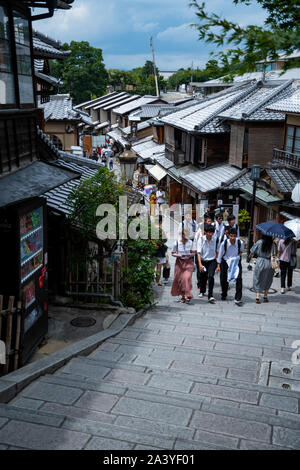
[0,0,76,365]
[38,93,93,151]
[112,95,168,128]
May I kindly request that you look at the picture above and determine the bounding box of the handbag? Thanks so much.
[163,265,171,279]
[290,254,297,268]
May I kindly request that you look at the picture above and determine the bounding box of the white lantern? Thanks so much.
[118,146,138,181]
[291,179,300,204]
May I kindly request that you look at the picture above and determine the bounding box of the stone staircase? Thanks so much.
[0,300,300,450]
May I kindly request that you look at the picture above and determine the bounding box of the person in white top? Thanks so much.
[171,228,196,303]
[197,225,218,303]
[216,227,243,305]
[178,212,198,241]
[214,213,224,237]
[156,187,165,206]
[219,214,240,240]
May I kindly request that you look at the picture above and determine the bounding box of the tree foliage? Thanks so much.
[167,59,226,90]
[107,61,166,96]
[189,0,300,78]
[51,41,108,104]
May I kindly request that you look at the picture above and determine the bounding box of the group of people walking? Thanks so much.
[169,210,297,305]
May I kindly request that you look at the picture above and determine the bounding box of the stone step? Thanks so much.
[149,306,300,329]
[116,323,297,351]
[105,329,294,363]
[43,355,300,404]
[6,373,300,449]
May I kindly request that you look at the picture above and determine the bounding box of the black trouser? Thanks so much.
[199,259,217,298]
[280,260,294,288]
[195,254,201,288]
[220,259,243,301]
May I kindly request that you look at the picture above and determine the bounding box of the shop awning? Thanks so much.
[0,161,80,208]
[148,164,167,182]
[241,184,282,206]
[95,121,110,130]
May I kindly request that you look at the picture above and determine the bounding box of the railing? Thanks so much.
[165,143,185,165]
[273,148,300,171]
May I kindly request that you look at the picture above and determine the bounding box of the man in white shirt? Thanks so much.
[219,214,240,240]
[214,213,224,237]
[197,224,218,303]
[216,227,243,306]
[156,187,165,205]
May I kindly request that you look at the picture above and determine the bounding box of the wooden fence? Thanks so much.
[67,246,128,303]
[0,295,23,376]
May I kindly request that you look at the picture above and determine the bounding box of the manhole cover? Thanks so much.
[282,383,291,390]
[70,317,96,327]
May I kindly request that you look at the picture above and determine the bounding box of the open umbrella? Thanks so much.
[256,222,295,239]
[284,219,300,241]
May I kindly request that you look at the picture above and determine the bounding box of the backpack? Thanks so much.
[223,238,241,257]
[182,220,197,233]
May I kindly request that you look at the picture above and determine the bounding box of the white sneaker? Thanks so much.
[198,293,204,298]
[209,297,215,304]
[234,300,243,306]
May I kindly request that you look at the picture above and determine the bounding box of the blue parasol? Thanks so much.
[256,222,295,239]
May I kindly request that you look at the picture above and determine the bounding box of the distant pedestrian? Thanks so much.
[171,228,196,303]
[278,237,297,294]
[178,211,198,241]
[249,235,275,304]
[109,155,114,170]
[216,227,243,306]
[197,224,218,303]
[154,216,168,286]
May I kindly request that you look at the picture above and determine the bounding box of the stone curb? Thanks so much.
[0,305,150,403]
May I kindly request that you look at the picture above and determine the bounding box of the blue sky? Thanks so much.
[35,0,266,71]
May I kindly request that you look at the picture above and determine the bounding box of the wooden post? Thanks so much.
[3,296,14,374]
[14,300,22,371]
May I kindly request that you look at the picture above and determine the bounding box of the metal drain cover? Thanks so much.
[70,317,96,327]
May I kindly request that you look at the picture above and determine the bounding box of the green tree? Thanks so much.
[190,0,300,78]
[51,41,108,104]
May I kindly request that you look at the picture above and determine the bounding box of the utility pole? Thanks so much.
[150,36,159,97]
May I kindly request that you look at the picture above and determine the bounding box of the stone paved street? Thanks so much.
[0,239,300,450]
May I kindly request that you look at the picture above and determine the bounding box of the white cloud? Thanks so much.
[103,52,208,71]
[157,23,198,43]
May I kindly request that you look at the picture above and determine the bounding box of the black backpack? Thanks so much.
[223,238,241,257]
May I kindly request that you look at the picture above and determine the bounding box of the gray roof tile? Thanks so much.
[33,31,71,58]
[266,89,300,114]
[181,164,242,193]
[160,83,257,132]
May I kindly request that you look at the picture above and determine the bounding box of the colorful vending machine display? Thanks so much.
[20,207,43,284]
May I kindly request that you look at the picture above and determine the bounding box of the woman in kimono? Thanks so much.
[171,228,196,303]
[249,234,275,304]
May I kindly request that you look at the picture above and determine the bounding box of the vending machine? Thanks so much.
[0,197,48,366]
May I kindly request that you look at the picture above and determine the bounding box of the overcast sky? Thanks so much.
[35,0,266,71]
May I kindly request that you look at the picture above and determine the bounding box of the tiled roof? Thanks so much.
[43,158,100,215]
[103,95,140,112]
[39,94,93,125]
[93,93,133,111]
[74,92,120,110]
[106,128,129,148]
[113,96,161,115]
[35,71,62,86]
[266,167,298,193]
[200,68,300,87]
[218,80,298,121]
[34,59,44,72]
[132,137,165,162]
[224,169,252,190]
[160,83,256,132]
[132,104,175,119]
[266,89,300,114]
[32,31,71,59]
[181,164,242,193]
[155,155,174,170]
